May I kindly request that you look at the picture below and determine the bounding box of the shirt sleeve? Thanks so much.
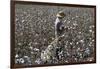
[56,22,64,31]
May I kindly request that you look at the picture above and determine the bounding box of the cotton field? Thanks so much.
[14,3,95,65]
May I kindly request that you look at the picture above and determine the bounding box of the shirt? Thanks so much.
[55,17,64,33]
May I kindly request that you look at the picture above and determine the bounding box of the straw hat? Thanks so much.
[56,11,66,18]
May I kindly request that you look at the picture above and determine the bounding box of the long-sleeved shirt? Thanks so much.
[55,17,64,36]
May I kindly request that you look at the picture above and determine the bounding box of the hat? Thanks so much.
[56,11,66,18]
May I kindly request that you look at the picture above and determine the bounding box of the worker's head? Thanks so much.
[56,11,66,18]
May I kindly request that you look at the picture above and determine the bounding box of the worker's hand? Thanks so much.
[59,25,64,31]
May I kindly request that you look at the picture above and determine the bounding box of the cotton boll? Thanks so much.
[15,54,19,58]
[80,39,84,43]
[19,58,24,63]
[35,58,41,64]
[29,46,33,50]
[89,29,92,32]
[41,51,47,62]
[33,48,39,52]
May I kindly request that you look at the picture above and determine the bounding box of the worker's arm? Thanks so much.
[59,25,68,32]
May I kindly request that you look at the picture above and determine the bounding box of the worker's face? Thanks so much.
[58,17,63,19]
